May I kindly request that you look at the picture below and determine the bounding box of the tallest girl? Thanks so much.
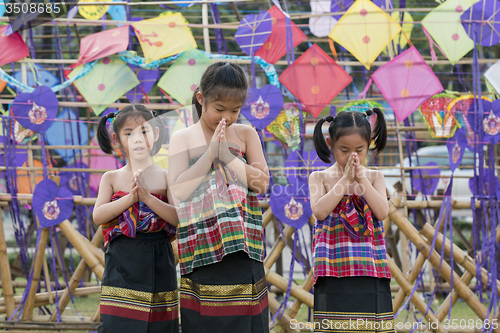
[168,62,270,333]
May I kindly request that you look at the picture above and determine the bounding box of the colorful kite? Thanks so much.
[371,46,443,122]
[11,86,59,133]
[279,44,352,118]
[419,93,459,138]
[241,84,283,130]
[411,162,440,195]
[447,128,468,172]
[421,0,475,64]
[132,12,197,63]
[254,6,307,64]
[0,25,29,66]
[78,0,112,20]
[33,179,74,228]
[446,94,491,141]
[266,104,305,151]
[462,0,500,46]
[68,56,140,115]
[157,48,212,105]
[76,25,130,66]
[466,98,500,144]
[17,159,49,194]
[235,11,272,56]
[45,108,89,163]
[329,0,402,69]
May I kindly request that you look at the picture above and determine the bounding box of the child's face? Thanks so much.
[114,116,158,159]
[329,133,369,169]
[197,91,243,131]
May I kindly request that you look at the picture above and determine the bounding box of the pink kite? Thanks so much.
[255,6,307,64]
[371,46,443,122]
[0,25,29,66]
[76,25,130,66]
[279,44,352,118]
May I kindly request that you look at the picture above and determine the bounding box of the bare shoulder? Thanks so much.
[233,123,257,138]
[169,126,191,142]
[367,168,384,182]
[309,169,326,183]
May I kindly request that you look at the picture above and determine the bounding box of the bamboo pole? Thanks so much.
[387,258,444,333]
[90,306,100,323]
[57,220,104,280]
[420,223,500,296]
[388,204,495,328]
[392,252,426,312]
[280,270,315,333]
[264,224,295,270]
[262,207,273,228]
[0,210,15,317]
[22,228,50,321]
[268,293,300,333]
[265,269,313,308]
[50,229,103,321]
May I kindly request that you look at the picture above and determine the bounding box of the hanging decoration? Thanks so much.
[131,12,197,63]
[254,5,307,64]
[462,0,500,47]
[78,0,112,20]
[75,25,130,66]
[32,179,75,228]
[0,25,29,66]
[11,86,59,133]
[279,44,352,118]
[329,0,402,69]
[157,48,212,105]
[68,56,140,115]
[241,84,283,130]
[234,11,272,56]
[266,104,305,151]
[419,93,459,138]
[371,46,443,122]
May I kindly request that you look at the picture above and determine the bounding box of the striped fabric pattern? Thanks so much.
[313,311,395,333]
[180,276,268,317]
[100,285,178,322]
[177,149,264,275]
[102,191,177,247]
[313,195,391,283]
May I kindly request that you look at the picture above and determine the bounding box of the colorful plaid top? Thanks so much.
[177,149,264,275]
[102,191,177,247]
[312,194,391,284]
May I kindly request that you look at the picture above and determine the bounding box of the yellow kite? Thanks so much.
[79,0,112,20]
[132,12,197,63]
[329,0,402,69]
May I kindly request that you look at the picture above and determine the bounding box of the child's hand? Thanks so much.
[133,169,152,203]
[217,119,233,164]
[353,154,368,184]
[342,153,356,183]
[209,120,224,161]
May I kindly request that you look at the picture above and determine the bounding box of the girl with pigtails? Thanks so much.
[93,105,179,333]
[308,109,395,333]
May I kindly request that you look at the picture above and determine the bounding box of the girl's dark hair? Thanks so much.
[97,104,165,156]
[313,108,387,163]
[192,61,248,119]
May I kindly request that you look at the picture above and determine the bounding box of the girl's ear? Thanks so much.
[196,91,204,106]
[326,136,332,150]
[153,126,160,142]
[112,132,117,144]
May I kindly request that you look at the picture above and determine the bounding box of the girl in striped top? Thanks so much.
[168,62,270,333]
[309,109,394,333]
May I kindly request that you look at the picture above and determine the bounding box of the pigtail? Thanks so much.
[192,86,202,119]
[97,112,115,154]
[313,115,335,163]
[369,107,387,156]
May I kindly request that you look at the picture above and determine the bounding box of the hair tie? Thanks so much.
[364,110,373,117]
[324,115,335,122]
[106,112,116,120]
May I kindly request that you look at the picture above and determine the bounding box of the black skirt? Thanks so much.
[98,232,179,333]
[314,276,395,333]
[180,251,269,333]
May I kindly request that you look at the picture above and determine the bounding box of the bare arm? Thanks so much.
[223,126,270,195]
[358,170,389,220]
[309,171,350,221]
[167,129,214,202]
[92,172,136,226]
